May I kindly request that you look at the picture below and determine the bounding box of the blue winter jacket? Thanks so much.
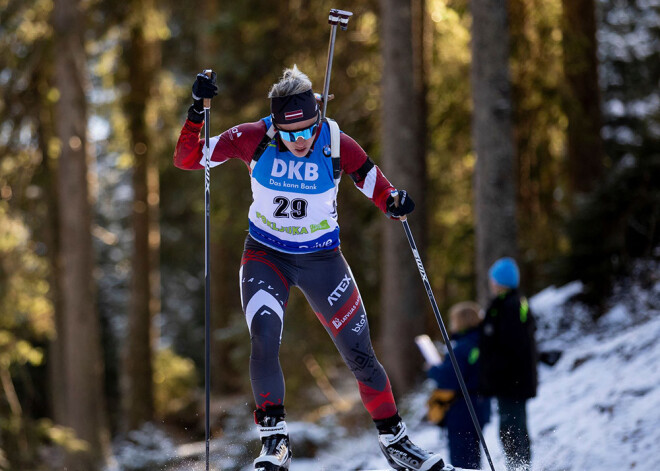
[427,328,491,431]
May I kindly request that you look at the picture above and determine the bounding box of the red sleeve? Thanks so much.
[173,119,268,170]
[339,132,394,214]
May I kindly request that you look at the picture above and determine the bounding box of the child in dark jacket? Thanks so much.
[427,302,491,469]
[479,257,538,471]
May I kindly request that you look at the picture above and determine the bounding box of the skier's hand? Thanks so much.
[188,71,218,123]
[192,71,218,101]
[386,189,415,218]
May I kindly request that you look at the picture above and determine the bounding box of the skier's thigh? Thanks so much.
[240,256,290,333]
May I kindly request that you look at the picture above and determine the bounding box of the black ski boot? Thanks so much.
[253,406,292,471]
[375,414,454,471]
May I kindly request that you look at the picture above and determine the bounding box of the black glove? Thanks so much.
[187,71,218,123]
[386,189,415,218]
[192,71,218,100]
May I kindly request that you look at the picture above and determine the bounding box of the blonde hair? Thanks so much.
[268,65,313,98]
[449,301,483,334]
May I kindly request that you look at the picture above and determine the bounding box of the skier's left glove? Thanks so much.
[386,189,415,218]
[187,71,218,123]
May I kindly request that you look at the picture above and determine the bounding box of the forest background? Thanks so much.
[0,0,658,470]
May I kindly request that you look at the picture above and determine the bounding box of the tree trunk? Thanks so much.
[470,0,519,306]
[52,0,109,468]
[37,72,67,430]
[561,0,604,197]
[379,0,426,394]
[121,0,162,430]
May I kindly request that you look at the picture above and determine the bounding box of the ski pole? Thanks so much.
[202,69,213,471]
[321,8,353,119]
[393,193,497,471]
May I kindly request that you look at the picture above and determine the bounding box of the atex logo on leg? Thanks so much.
[327,274,352,306]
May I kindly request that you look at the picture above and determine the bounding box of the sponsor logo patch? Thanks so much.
[229,126,242,140]
[351,312,367,335]
[328,288,361,337]
[388,448,420,467]
[271,158,319,181]
[327,274,351,306]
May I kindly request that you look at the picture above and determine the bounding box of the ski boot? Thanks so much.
[253,406,292,471]
[376,415,454,471]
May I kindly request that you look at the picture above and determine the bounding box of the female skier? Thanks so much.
[174,66,453,471]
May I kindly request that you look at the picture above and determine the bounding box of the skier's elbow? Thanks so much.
[173,143,203,170]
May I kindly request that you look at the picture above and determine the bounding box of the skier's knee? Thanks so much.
[250,332,281,360]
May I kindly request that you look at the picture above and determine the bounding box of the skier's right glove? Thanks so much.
[187,71,218,123]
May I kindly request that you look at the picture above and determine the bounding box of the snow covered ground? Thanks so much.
[525,283,660,470]
[109,262,660,471]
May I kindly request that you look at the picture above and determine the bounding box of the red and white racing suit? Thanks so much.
[174,117,399,419]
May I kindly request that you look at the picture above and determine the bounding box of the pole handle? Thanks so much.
[389,189,407,222]
[329,9,353,29]
[203,69,213,109]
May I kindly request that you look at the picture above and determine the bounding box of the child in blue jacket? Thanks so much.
[427,302,491,469]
